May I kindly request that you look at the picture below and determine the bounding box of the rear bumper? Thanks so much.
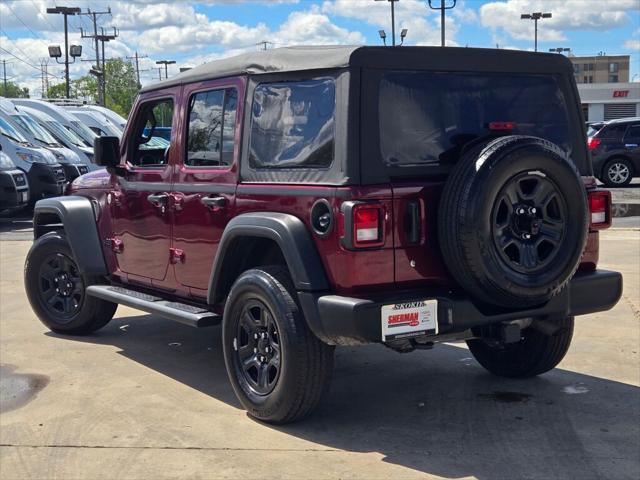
[299,269,623,346]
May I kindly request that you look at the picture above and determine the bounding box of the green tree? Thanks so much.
[2,81,29,98]
[46,59,138,116]
[103,58,138,117]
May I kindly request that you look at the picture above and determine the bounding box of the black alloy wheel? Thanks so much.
[38,252,84,321]
[492,172,567,274]
[233,299,281,396]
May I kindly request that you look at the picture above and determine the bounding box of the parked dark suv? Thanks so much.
[25,47,622,423]
[588,117,640,187]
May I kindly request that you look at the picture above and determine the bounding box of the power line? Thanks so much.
[5,2,45,40]
[29,0,57,31]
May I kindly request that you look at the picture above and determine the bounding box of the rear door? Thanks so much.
[171,78,243,296]
[622,123,640,172]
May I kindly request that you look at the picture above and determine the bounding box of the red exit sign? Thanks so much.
[613,90,629,98]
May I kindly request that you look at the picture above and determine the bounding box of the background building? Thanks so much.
[578,82,639,122]
[569,54,630,84]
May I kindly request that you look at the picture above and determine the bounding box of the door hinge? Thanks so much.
[169,248,185,264]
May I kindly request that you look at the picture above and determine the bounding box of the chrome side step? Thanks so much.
[86,285,220,328]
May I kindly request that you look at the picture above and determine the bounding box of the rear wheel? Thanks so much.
[602,158,633,187]
[466,316,574,378]
[222,265,334,424]
[24,232,117,335]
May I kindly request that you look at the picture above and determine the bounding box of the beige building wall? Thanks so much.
[569,55,630,84]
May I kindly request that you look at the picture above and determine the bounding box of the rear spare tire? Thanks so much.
[438,136,588,308]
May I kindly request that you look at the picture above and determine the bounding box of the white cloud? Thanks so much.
[624,39,640,51]
[322,0,459,45]
[480,0,638,43]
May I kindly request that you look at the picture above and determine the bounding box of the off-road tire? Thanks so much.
[222,265,334,424]
[438,136,589,308]
[24,231,117,335]
[601,157,633,187]
[467,316,574,378]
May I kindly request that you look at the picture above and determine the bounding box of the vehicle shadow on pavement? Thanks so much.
[50,313,640,480]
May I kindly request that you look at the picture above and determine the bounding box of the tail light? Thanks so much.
[340,201,385,249]
[588,190,611,230]
[587,137,601,151]
[488,121,517,131]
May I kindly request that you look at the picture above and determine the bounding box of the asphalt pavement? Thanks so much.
[0,191,639,479]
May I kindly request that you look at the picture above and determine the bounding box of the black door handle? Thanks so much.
[147,193,168,207]
[201,196,227,208]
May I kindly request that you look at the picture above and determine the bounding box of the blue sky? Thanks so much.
[1,0,639,95]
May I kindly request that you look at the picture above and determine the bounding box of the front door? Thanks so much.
[171,79,243,295]
[110,95,176,283]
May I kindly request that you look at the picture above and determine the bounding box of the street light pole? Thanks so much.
[375,0,400,46]
[46,6,81,98]
[520,12,552,52]
[427,0,457,47]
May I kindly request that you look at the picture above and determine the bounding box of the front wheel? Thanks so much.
[222,266,334,424]
[24,232,117,335]
[466,316,574,378]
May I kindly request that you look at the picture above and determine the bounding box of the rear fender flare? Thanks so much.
[208,212,329,305]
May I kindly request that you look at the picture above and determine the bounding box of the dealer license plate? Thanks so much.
[381,300,438,341]
[20,191,28,203]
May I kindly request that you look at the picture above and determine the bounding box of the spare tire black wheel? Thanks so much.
[438,136,589,308]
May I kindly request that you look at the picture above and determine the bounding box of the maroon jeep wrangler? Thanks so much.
[25,46,622,423]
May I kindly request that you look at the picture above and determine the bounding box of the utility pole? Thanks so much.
[156,60,176,80]
[46,6,81,98]
[375,0,399,46]
[256,41,274,51]
[79,8,111,105]
[427,0,457,47]
[2,60,8,96]
[40,59,50,98]
[521,12,552,52]
[126,51,148,87]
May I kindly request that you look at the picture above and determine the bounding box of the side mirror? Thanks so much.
[94,136,120,168]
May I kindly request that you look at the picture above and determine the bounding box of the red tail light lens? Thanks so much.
[587,137,601,151]
[340,201,386,250]
[588,190,611,229]
[488,121,517,131]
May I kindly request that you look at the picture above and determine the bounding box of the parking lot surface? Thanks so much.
[0,228,638,479]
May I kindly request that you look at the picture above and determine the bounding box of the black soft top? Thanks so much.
[140,45,574,93]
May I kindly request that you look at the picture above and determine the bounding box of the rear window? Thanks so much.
[249,79,335,169]
[379,72,572,168]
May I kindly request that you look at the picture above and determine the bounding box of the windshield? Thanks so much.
[0,116,29,144]
[378,72,578,171]
[12,114,59,146]
[70,120,98,146]
[103,121,123,137]
[45,121,86,148]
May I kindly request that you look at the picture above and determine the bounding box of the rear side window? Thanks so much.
[599,124,628,140]
[249,79,335,169]
[623,124,640,143]
[186,88,237,167]
[379,72,571,167]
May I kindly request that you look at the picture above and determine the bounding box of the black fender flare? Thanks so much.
[207,212,329,305]
[32,196,107,276]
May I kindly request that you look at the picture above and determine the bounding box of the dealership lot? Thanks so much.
[0,223,638,479]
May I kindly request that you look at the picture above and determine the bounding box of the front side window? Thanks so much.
[129,98,174,167]
[186,88,237,167]
[379,72,572,168]
[249,79,335,169]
